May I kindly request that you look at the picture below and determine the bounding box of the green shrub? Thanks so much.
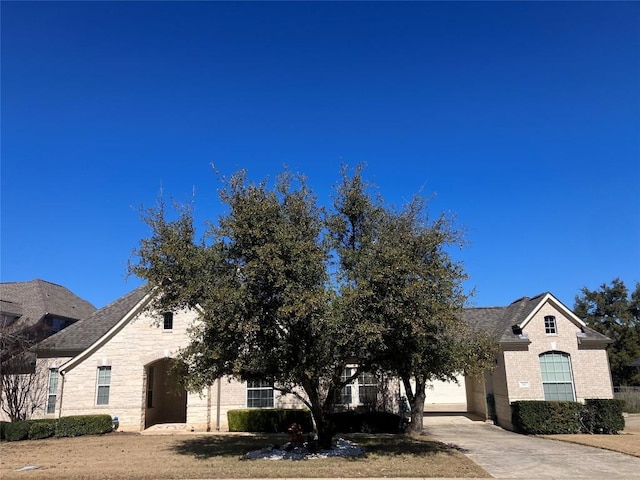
[333,411,402,434]
[0,421,8,440]
[512,399,626,435]
[29,419,57,440]
[582,399,625,434]
[511,401,582,434]
[227,409,313,433]
[55,415,113,437]
[5,421,32,442]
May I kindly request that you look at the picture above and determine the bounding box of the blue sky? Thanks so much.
[2,2,639,310]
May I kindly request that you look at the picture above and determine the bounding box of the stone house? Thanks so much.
[29,286,613,432]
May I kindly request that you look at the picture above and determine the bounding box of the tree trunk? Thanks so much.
[313,409,334,449]
[402,375,426,434]
[302,378,335,449]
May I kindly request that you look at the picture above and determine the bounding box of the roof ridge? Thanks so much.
[465,306,506,310]
[1,279,69,289]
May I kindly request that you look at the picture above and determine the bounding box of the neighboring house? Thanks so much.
[464,293,613,430]
[0,279,96,371]
[0,279,97,342]
[0,279,97,421]
[29,286,613,432]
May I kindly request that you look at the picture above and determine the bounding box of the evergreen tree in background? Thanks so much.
[574,279,640,386]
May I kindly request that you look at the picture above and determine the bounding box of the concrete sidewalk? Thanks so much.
[423,414,640,479]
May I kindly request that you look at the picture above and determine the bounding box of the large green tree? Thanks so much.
[327,169,495,432]
[574,279,640,386]
[131,171,373,447]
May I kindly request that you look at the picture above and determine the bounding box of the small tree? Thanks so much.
[574,279,640,386]
[0,327,47,422]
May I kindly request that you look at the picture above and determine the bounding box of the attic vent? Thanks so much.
[512,324,523,335]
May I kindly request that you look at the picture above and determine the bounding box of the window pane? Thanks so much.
[540,352,574,401]
[48,370,58,394]
[357,372,378,405]
[46,395,57,414]
[341,385,352,404]
[98,366,111,384]
[359,386,377,404]
[97,386,110,405]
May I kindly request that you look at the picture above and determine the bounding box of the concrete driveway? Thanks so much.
[423,413,640,479]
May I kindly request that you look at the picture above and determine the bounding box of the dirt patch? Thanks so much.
[0,432,490,479]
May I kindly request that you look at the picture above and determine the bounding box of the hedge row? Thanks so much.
[227,408,403,434]
[512,399,625,435]
[1,415,113,442]
[228,409,314,433]
[333,411,402,434]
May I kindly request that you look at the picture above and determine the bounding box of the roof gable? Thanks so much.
[517,292,586,330]
[35,285,152,355]
[463,292,600,345]
[58,285,155,373]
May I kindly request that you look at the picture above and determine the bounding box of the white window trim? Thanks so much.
[540,351,576,402]
[96,366,112,406]
[46,369,58,415]
[339,368,379,407]
[544,315,557,335]
[163,312,174,331]
[246,381,274,408]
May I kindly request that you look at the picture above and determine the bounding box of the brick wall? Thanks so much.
[505,301,613,403]
[495,300,614,430]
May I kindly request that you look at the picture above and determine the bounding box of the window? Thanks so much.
[146,366,154,408]
[340,368,354,404]
[544,315,557,335]
[539,352,575,401]
[247,380,274,408]
[358,372,378,405]
[338,369,378,406]
[163,312,173,330]
[47,369,58,414]
[96,366,111,405]
[47,317,71,334]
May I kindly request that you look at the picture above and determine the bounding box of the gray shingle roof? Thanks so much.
[0,279,96,330]
[463,292,610,345]
[35,285,152,355]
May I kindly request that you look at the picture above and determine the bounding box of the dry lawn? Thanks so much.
[0,432,489,479]
[544,415,640,458]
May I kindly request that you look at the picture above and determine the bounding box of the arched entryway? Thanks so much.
[144,358,187,429]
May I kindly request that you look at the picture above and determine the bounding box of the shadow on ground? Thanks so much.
[171,434,284,458]
[171,433,458,459]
